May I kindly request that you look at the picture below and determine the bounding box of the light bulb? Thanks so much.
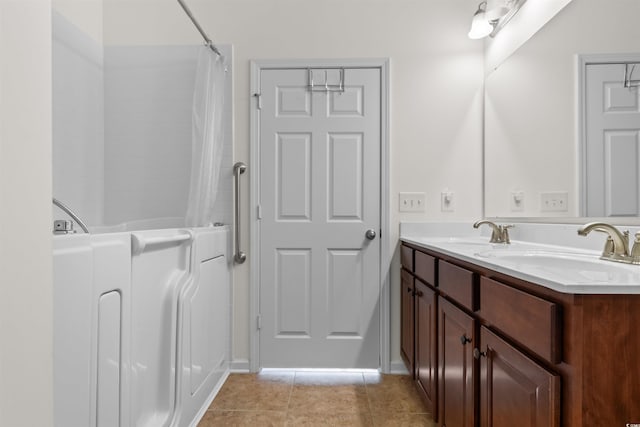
[468,1,494,39]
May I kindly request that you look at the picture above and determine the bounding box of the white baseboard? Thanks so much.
[230,358,250,372]
[389,360,409,375]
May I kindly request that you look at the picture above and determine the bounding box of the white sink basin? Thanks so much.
[475,249,640,284]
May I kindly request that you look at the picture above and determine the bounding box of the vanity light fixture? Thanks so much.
[468,1,493,39]
[468,0,526,40]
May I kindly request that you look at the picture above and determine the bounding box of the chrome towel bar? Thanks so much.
[233,162,247,264]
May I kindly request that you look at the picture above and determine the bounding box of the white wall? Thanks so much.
[52,0,103,44]
[102,0,484,368]
[0,0,54,426]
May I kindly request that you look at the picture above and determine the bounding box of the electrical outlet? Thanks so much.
[441,191,455,212]
[540,192,568,212]
[399,192,426,212]
[510,191,524,212]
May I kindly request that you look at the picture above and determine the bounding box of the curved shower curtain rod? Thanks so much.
[176,0,222,57]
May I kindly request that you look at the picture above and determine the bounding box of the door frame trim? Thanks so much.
[249,58,390,372]
[576,53,640,216]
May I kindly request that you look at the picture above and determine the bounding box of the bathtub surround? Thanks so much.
[52,10,105,226]
[104,43,232,228]
[103,45,197,226]
[53,11,234,231]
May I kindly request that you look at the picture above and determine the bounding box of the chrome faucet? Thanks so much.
[473,220,513,244]
[577,222,640,264]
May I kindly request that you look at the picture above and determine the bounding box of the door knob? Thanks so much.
[365,229,377,240]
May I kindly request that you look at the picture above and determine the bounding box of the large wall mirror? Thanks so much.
[484,0,640,220]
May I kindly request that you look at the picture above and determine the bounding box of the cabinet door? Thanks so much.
[401,269,415,372]
[438,298,475,427]
[415,281,437,419]
[478,327,560,427]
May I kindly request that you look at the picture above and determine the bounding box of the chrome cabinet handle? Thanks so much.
[365,229,377,240]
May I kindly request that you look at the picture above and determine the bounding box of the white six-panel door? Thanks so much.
[585,63,640,216]
[258,67,381,368]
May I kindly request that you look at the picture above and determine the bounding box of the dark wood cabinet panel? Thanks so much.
[580,294,640,426]
[401,268,415,372]
[415,280,437,418]
[478,277,562,364]
[479,326,560,427]
[439,260,477,312]
[415,251,436,285]
[438,298,475,427]
[401,244,414,271]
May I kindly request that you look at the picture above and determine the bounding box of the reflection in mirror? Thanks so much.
[484,0,640,219]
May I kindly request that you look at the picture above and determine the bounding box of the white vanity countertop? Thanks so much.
[400,222,640,295]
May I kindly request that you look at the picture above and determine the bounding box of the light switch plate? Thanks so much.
[399,192,426,212]
[540,192,568,212]
[441,191,455,212]
[510,191,524,212]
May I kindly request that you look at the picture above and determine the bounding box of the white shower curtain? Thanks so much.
[185,47,226,227]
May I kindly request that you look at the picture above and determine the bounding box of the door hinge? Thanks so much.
[257,204,262,220]
[253,92,262,110]
[257,314,262,330]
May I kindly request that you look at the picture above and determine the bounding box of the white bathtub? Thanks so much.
[53,226,231,427]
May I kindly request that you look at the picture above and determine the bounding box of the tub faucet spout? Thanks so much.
[52,197,90,234]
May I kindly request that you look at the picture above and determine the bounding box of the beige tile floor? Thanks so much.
[198,371,436,426]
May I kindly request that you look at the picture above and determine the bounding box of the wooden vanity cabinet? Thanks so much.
[401,242,562,427]
[438,297,475,427]
[400,268,415,371]
[415,280,437,418]
[401,244,438,416]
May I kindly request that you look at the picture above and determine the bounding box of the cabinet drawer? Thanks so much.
[415,251,436,286]
[478,277,562,364]
[438,261,476,311]
[401,244,414,271]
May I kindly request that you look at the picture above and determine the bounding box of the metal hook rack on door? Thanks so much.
[307,68,345,93]
[624,63,640,88]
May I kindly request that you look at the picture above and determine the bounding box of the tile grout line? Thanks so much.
[283,370,297,423]
[361,372,375,422]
